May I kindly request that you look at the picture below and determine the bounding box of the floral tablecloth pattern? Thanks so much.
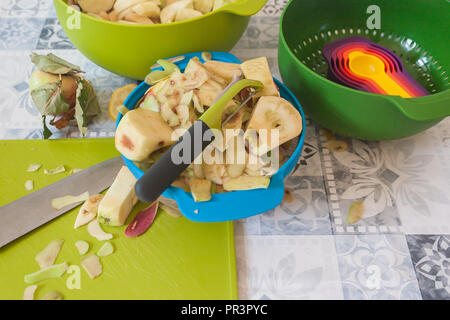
[1,0,449,300]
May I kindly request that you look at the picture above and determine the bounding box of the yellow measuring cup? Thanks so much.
[348,51,412,98]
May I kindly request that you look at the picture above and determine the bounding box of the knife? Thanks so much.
[0,156,124,248]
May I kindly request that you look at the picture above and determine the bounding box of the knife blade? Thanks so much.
[0,156,124,248]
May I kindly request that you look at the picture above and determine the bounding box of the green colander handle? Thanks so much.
[388,90,450,122]
[220,0,268,16]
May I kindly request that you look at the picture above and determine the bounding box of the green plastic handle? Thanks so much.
[220,0,268,16]
[200,79,263,129]
[388,90,450,121]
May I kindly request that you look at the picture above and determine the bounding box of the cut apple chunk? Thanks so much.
[74,194,103,229]
[81,254,102,279]
[204,61,241,83]
[75,240,89,255]
[97,242,114,257]
[175,8,202,21]
[241,57,279,97]
[194,0,214,13]
[223,176,270,191]
[97,166,138,226]
[245,96,302,155]
[197,80,224,107]
[23,285,38,300]
[115,108,174,161]
[189,178,212,202]
[160,0,193,23]
[78,0,115,14]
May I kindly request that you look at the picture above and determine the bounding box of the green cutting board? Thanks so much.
[0,139,237,300]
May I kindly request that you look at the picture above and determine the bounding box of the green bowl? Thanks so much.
[278,0,450,140]
[54,0,267,80]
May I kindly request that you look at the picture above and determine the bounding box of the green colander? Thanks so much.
[54,0,267,80]
[278,0,449,140]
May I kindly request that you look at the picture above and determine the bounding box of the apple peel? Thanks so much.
[74,194,103,229]
[35,239,64,269]
[27,163,41,172]
[23,285,38,300]
[25,180,34,191]
[44,165,66,175]
[41,290,63,300]
[24,262,68,284]
[125,202,159,237]
[51,191,89,210]
[81,254,102,279]
[97,242,114,257]
[87,219,113,241]
[75,240,89,255]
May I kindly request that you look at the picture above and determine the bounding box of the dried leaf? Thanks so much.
[50,107,75,129]
[30,82,71,117]
[347,201,364,224]
[42,116,53,139]
[74,77,101,136]
[30,53,82,75]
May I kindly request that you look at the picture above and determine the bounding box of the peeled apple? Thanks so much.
[115,108,174,161]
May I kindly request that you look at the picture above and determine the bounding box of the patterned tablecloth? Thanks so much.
[1,0,449,300]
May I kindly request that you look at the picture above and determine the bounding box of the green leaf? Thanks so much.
[30,53,83,75]
[42,116,53,139]
[30,81,71,116]
[74,77,101,136]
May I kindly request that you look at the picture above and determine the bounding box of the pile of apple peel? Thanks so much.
[68,0,235,24]
[115,55,303,202]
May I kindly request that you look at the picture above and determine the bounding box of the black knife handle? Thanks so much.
[135,120,215,203]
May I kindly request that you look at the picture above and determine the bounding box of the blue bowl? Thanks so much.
[116,51,306,222]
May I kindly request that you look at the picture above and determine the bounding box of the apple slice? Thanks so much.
[87,219,113,241]
[204,61,242,83]
[78,0,115,14]
[74,194,103,229]
[223,176,270,191]
[81,254,102,279]
[245,96,303,155]
[35,239,64,269]
[241,57,279,97]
